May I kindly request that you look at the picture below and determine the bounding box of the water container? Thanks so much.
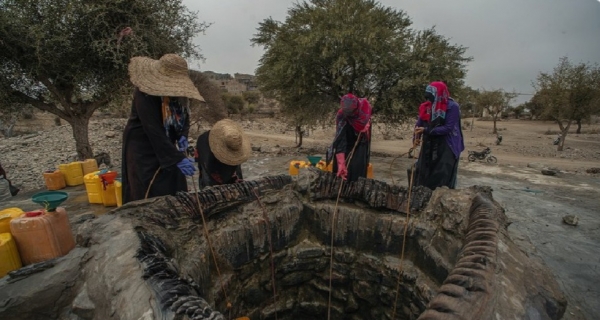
[367,163,374,179]
[0,233,22,278]
[289,161,309,176]
[115,180,122,207]
[99,172,117,207]
[10,207,75,265]
[59,162,84,186]
[0,207,24,234]
[43,170,66,191]
[83,171,103,204]
[81,159,99,176]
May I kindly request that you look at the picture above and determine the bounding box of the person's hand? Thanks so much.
[335,153,348,180]
[176,158,196,176]
[177,136,188,152]
[360,121,371,133]
[414,127,425,135]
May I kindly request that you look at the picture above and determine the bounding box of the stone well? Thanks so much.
[0,170,566,320]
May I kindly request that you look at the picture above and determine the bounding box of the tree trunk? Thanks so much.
[576,119,582,134]
[295,125,303,148]
[492,115,498,134]
[68,117,94,159]
[557,121,571,152]
[470,117,474,131]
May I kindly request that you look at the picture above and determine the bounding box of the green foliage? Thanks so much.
[0,0,208,157]
[242,91,261,105]
[533,57,600,150]
[475,89,516,133]
[222,94,245,115]
[512,104,526,119]
[251,0,471,128]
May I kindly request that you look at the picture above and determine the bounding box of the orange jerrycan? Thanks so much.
[43,170,66,191]
[115,179,122,207]
[10,208,75,265]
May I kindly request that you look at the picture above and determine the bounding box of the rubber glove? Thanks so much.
[176,158,196,176]
[177,136,188,152]
[336,153,348,180]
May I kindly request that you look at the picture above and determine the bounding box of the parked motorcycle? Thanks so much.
[467,147,497,164]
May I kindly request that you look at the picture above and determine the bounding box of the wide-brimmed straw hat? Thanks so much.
[128,54,205,101]
[209,119,251,166]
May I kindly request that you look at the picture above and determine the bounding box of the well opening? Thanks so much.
[134,172,462,320]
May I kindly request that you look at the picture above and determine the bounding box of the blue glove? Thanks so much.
[176,158,196,176]
[177,136,188,152]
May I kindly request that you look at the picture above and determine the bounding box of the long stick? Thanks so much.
[326,131,363,320]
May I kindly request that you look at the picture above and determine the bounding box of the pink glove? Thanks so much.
[336,153,348,180]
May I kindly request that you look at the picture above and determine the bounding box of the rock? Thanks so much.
[104,131,116,138]
[586,167,600,174]
[527,162,546,169]
[72,283,95,319]
[563,215,579,226]
[542,169,558,176]
[251,145,261,152]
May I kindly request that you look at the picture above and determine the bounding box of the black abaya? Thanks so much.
[332,124,371,182]
[121,89,188,204]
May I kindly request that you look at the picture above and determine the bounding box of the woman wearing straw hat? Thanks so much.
[194,119,251,189]
[122,53,204,204]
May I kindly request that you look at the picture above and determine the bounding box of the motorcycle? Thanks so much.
[468,147,497,164]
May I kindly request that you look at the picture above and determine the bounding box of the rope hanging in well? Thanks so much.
[326,131,364,320]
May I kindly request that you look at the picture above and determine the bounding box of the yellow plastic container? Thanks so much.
[367,163,374,179]
[83,171,103,204]
[59,162,84,186]
[43,170,66,191]
[81,159,99,176]
[115,180,122,207]
[0,233,22,278]
[0,208,24,234]
[289,161,308,176]
[102,183,117,207]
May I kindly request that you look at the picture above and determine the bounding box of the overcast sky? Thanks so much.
[183,0,600,104]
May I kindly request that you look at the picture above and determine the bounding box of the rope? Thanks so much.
[391,140,423,319]
[144,168,161,199]
[253,188,278,320]
[190,175,232,311]
[390,139,420,186]
[326,131,364,320]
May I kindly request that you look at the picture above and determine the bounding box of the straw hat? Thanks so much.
[128,54,205,102]
[209,119,251,166]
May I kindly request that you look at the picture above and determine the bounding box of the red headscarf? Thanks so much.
[419,81,449,122]
[336,93,372,138]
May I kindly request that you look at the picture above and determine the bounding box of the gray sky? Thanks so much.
[184,0,600,104]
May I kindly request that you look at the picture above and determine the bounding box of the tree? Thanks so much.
[188,70,227,128]
[0,0,208,159]
[512,104,526,119]
[242,91,261,105]
[222,94,245,116]
[251,0,471,139]
[533,57,600,151]
[476,89,516,134]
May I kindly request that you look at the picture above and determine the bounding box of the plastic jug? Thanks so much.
[58,162,84,186]
[0,233,22,278]
[289,161,309,176]
[367,163,374,179]
[99,171,118,207]
[43,170,66,191]
[81,159,99,176]
[83,171,103,204]
[115,180,122,207]
[10,208,75,265]
[0,208,24,234]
